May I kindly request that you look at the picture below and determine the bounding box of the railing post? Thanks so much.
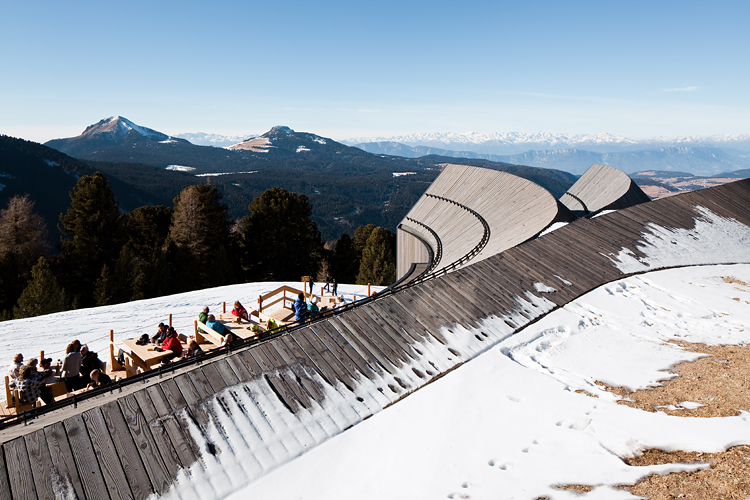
[223,302,226,314]
[109,329,116,370]
[168,314,172,327]
[40,350,44,362]
[368,283,371,297]
[258,295,263,313]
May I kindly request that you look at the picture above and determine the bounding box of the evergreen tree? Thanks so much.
[167,184,232,290]
[356,226,396,286]
[237,187,323,281]
[353,224,377,254]
[331,233,359,284]
[93,264,116,307]
[14,257,67,319]
[0,195,49,279]
[0,252,25,320]
[57,172,122,307]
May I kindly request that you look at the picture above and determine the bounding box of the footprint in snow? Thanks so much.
[447,493,470,499]
[506,395,522,403]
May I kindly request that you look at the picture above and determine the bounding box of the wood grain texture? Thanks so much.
[4,437,37,500]
[43,422,86,500]
[81,408,134,500]
[23,430,55,500]
[64,414,111,500]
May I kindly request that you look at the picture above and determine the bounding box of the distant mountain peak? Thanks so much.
[264,126,295,137]
[79,116,168,142]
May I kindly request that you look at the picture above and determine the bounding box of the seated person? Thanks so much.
[183,339,203,358]
[160,328,183,358]
[205,314,226,335]
[152,323,169,344]
[293,293,309,321]
[198,306,209,334]
[231,301,249,323]
[7,353,23,380]
[308,299,320,319]
[87,369,111,389]
[61,343,83,392]
[79,346,102,385]
[221,331,239,348]
[265,318,278,334]
[10,365,53,405]
[37,358,57,384]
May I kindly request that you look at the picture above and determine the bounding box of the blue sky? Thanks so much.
[1,0,748,143]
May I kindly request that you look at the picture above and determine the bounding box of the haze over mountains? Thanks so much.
[348,133,750,177]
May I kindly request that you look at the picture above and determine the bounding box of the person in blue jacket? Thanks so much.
[293,293,309,322]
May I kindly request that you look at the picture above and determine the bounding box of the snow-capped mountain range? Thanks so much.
[342,131,750,155]
[173,132,258,147]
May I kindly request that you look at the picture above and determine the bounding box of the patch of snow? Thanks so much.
[166,165,196,172]
[555,275,573,286]
[313,138,326,145]
[533,282,557,293]
[592,209,618,219]
[44,159,59,167]
[296,146,311,153]
[604,207,750,273]
[159,138,178,144]
[195,171,258,177]
[678,401,705,410]
[539,221,568,236]
[392,172,417,177]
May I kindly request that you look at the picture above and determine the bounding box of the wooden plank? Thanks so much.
[4,437,38,500]
[81,408,134,500]
[224,353,254,382]
[0,444,13,500]
[247,347,302,412]
[390,292,449,345]
[295,329,357,392]
[99,400,154,500]
[145,385,199,468]
[358,303,420,363]
[117,394,171,495]
[43,422,86,500]
[213,359,240,387]
[189,368,215,400]
[314,321,376,378]
[159,377,188,412]
[349,307,411,365]
[200,363,228,394]
[272,338,325,401]
[286,331,340,388]
[308,323,369,382]
[23,430,55,500]
[64,414,111,500]
[132,389,183,471]
[328,315,394,375]
[258,343,313,408]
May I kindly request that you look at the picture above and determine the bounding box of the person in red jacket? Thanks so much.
[231,301,249,323]
[160,327,183,359]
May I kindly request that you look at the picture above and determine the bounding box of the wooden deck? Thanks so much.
[0,179,748,499]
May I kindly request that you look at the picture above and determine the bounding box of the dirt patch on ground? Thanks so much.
[722,276,750,288]
[596,342,750,418]
[619,446,750,499]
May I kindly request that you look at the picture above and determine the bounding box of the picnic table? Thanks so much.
[121,338,176,371]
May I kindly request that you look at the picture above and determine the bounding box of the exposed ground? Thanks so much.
[563,338,750,499]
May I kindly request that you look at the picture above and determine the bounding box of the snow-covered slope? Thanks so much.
[220,264,750,500]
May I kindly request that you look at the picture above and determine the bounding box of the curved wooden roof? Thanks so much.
[398,164,575,279]
[560,163,650,215]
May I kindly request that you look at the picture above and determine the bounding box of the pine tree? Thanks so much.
[331,233,359,284]
[237,187,323,281]
[57,172,122,307]
[13,257,67,319]
[356,226,396,286]
[0,195,49,279]
[167,184,232,291]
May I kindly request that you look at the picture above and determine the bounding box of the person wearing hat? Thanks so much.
[7,353,23,380]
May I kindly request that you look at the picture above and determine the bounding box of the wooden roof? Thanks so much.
[1,179,749,499]
[560,163,651,215]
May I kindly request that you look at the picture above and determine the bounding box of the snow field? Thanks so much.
[208,264,750,500]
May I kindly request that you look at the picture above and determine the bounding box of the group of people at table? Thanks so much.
[7,340,110,407]
[5,294,351,409]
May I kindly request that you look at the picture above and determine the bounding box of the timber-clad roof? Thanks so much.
[0,179,748,499]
